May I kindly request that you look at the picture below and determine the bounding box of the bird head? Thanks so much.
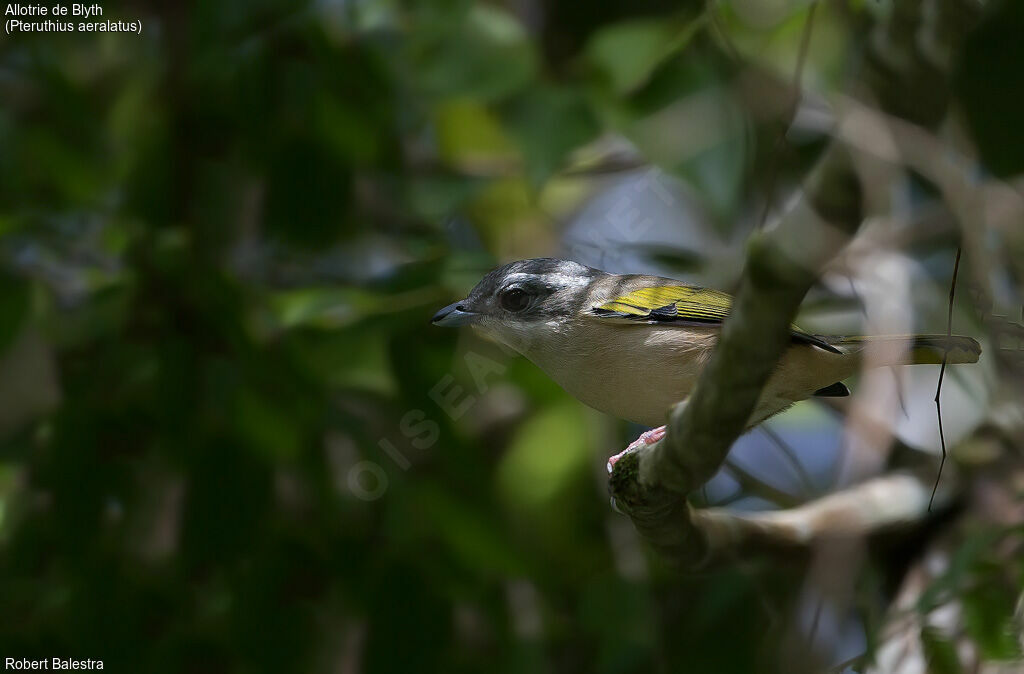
[431,258,600,351]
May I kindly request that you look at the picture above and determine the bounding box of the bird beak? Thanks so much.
[431,300,477,327]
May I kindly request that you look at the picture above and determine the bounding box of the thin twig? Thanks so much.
[929,246,961,511]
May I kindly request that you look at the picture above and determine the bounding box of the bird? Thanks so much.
[431,258,981,461]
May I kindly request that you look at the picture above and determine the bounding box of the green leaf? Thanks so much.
[433,98,519,167]
[600,54,750,222]
[495,400,591,514]
[0,272,30,355]
[412,484,527,577]
[962,569,1024,661]
[955,0,1024,178]
[264,286,442,330]
[263,139,354,248]
[290,331,395,396]
[405,5,537,101]
[917,527,1005,612]
[584,16,706,96]
[920,626,963,674]
[232,389,301,462]
[502,85,601,188]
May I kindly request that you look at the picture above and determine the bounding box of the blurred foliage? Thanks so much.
[954,0,1024,178]
[0,1,1021,673]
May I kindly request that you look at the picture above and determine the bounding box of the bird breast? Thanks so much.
[520,320,719,427]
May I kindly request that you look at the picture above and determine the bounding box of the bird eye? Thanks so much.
[499,288,531,312]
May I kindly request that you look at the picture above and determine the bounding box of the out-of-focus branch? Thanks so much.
[829,97,1023,321]
[608,0,983,563]
[695,471,956,552]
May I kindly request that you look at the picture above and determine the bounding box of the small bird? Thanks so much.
[432,258,981,455]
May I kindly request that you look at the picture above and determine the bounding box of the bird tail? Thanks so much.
[828,334,981,365]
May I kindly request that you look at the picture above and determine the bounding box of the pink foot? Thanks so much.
[606,425,666,474]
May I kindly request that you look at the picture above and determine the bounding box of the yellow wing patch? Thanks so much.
[591,283,841,352]
[592,285,733,323]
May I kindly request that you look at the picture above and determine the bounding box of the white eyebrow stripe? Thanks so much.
[503,272,589,288]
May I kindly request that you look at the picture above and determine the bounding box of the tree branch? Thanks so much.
[608,146,864,562]
[608,0,983,563]
[695,471,955,552]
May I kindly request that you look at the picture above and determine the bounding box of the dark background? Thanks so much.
[1,1,1022,672]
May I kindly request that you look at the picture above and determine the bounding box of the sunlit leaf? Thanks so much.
[433,98,519,170]
[495,400,592,514]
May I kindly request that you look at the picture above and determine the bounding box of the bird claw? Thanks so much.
[606,425,667,475]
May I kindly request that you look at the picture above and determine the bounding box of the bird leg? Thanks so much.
[606,425,666,475]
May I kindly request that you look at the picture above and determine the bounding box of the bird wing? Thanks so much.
[588,284,840,353]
